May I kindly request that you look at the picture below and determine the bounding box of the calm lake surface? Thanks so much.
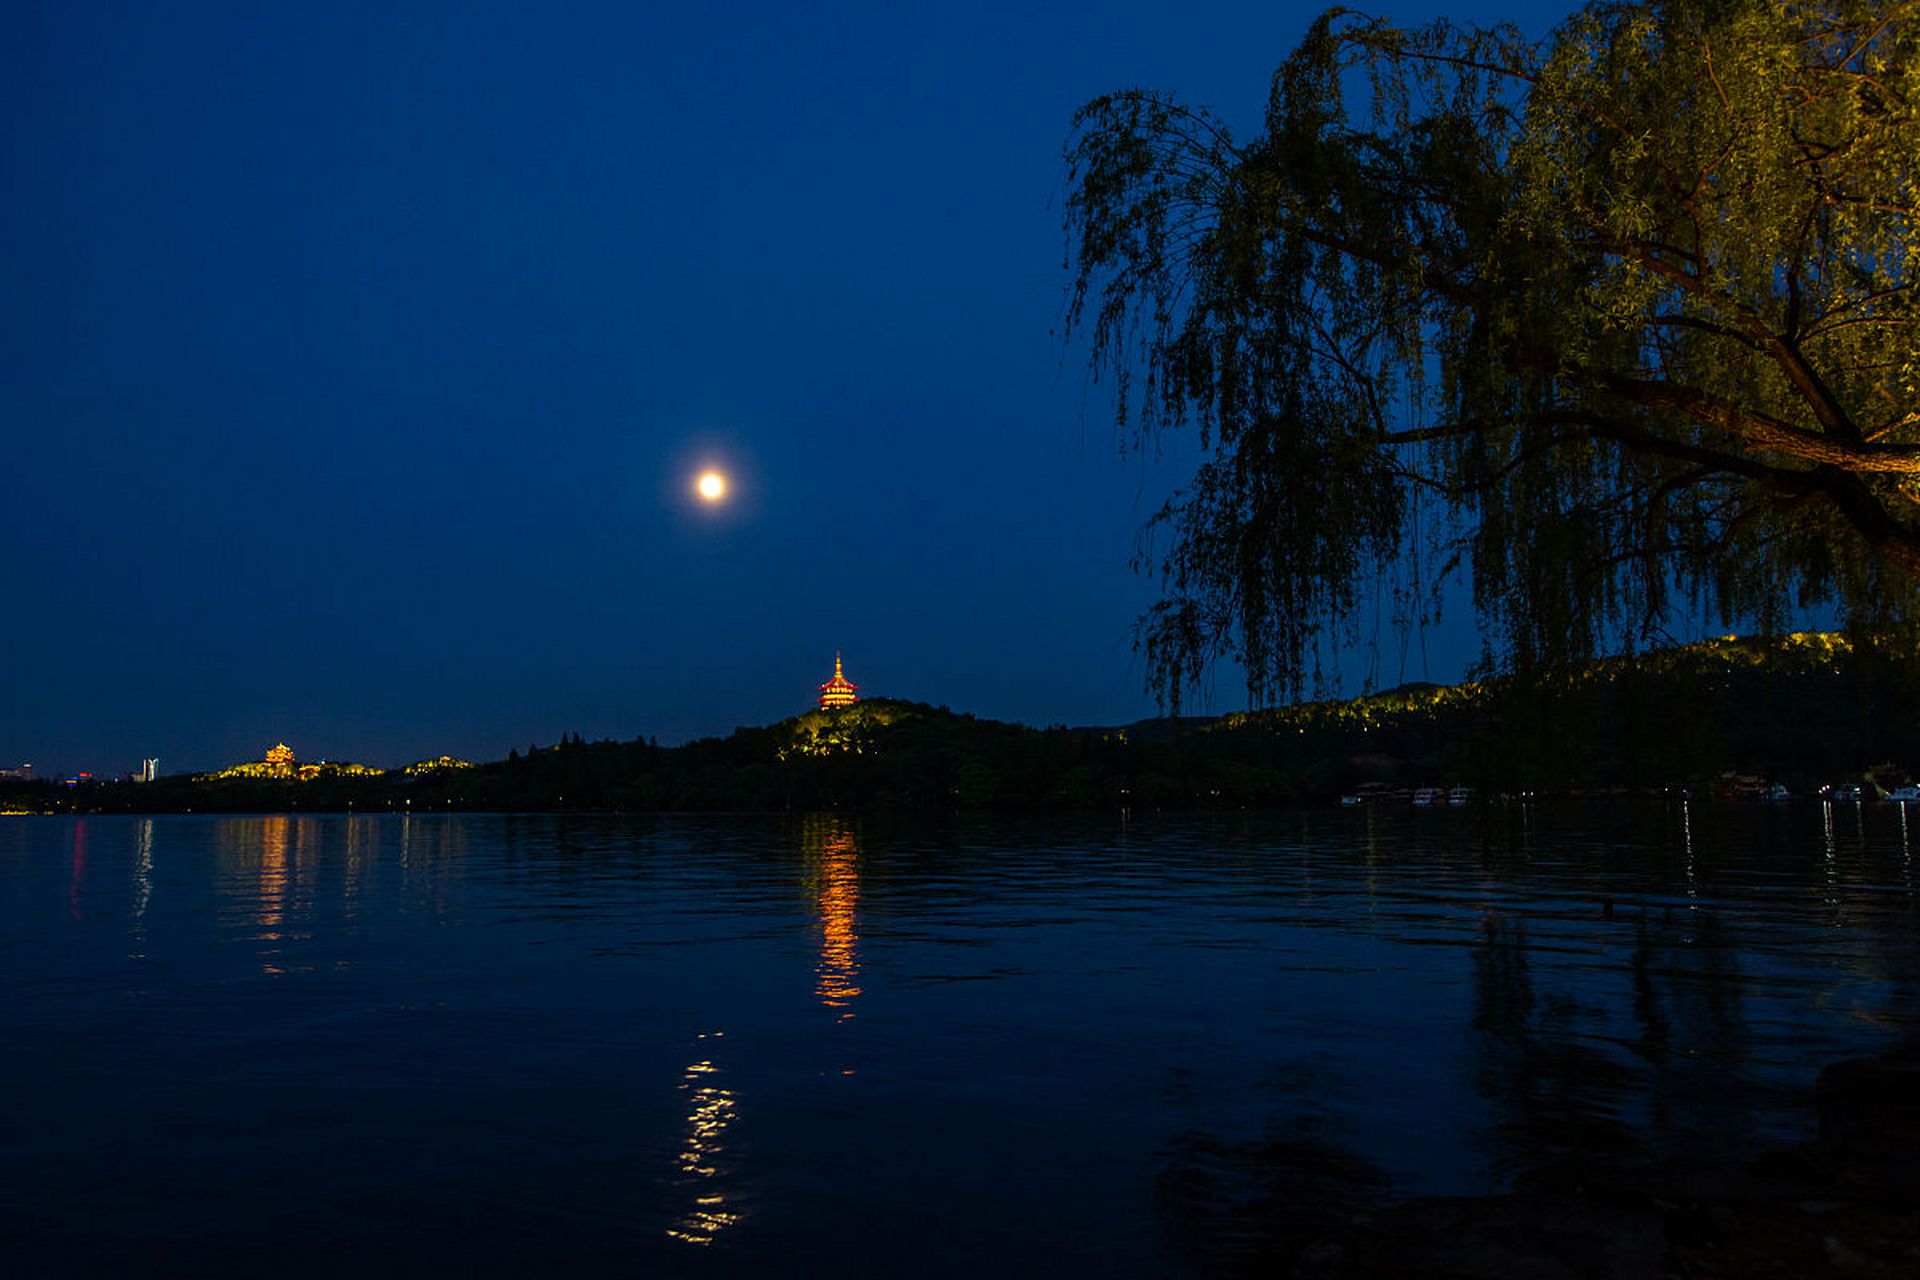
[5,807,1917,1276]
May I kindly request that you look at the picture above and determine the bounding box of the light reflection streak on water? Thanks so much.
[1681,800,1695,901]
[805,816,861,1018]
[1362,805,1377,905]
[259,816,290,956]
[666,1033,741,1247]
[1901,805,1913,896]
[68,819,88,920]
[213,816,312,974]
[343,816,365,920]
[397,816,460,916]
[130,819,153,959]
[1824,804,1843,915]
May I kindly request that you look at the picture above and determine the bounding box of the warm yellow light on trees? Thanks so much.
[696,470,727,502]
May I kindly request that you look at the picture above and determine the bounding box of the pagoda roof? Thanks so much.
[819,652,858,692]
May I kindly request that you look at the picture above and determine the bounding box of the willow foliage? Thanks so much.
[1064,0,1919,709]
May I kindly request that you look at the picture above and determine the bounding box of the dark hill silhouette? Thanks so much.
[12,634,1918,814]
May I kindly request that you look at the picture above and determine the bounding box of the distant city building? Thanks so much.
[139,758,158,783]
[818,653,859,710]
[0,763,33,781]
[264,743,296,778]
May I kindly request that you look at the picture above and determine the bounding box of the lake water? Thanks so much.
[5,806,1917,1276]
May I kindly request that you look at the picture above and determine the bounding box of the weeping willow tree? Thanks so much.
[1065,0,1919,710]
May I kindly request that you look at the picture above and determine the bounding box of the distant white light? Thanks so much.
[695,470,727,502]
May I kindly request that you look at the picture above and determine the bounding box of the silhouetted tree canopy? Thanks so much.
[1065,0,1919,709]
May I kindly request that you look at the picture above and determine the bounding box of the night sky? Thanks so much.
[5,1,1578,776]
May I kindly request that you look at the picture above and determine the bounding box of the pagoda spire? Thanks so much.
[818,652,859,710]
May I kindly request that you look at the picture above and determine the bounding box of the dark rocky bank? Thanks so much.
[1294,1050,1920,1279]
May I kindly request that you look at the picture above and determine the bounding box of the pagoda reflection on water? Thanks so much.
[817,652,858,710]
[803,814,862,1017]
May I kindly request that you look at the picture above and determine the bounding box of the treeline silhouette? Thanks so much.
[13,635,1920,814]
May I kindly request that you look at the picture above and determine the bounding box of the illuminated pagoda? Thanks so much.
[264,742,295,778]
[817,653,859,710]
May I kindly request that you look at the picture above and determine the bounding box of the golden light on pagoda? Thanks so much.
[818,652,858,710]
[694,470,727,502]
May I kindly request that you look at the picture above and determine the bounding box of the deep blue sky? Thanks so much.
[4,1,1580,775]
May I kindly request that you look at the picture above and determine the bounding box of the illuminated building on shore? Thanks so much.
[817,653,858,710]
[212,745,377,782]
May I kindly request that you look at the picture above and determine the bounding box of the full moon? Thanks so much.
[695,470,727,502]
